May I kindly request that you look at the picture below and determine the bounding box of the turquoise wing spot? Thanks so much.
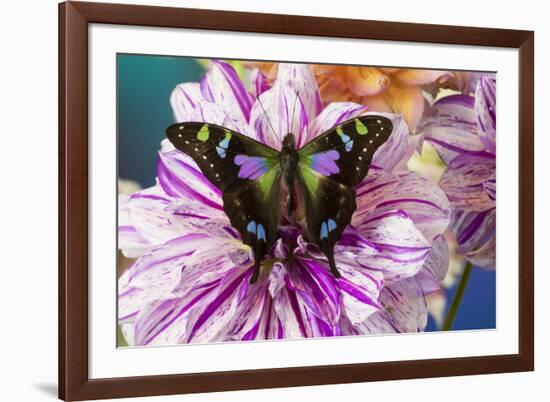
[246,221,257,234]
[336,126,354,152]
[320,221,328,239]
[257,224,266,241]
[216,131,232,158]
[328,219,337,232]
[197,124,210,141]
[246,220,266,242]
[355,119,369,135]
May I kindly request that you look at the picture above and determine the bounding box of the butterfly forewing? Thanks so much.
[296,114,393,275]
[299,115,393,187]
[167,122,282,283]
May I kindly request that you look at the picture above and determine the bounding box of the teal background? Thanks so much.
[117,53,495,332]
[117,54,204,188]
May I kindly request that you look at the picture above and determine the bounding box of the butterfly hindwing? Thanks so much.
[297,165,357,277]
[167,122,282,283]
[299,115,393,187]
[297,114,393,275]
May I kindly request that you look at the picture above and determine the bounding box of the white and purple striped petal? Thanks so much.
[450,209,496,269]
[475,75,496,154]
[420,95,485,164]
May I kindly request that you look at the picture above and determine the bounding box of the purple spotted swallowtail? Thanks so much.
[166,115,393,283]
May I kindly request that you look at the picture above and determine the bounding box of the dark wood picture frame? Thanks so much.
[59,1,534,400]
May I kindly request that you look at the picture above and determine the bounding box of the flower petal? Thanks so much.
[420,94,485,164]
[157,144,223,210]
[170,82,203,122]
[118,194,153,258]
[338,214,431,283]
[358,278,428,333]
[369,171,451,242]
[249,68,270,97]
[345,67,390,96]
[364,85,425,131]
[333,259,383,325]
[475,75,496,154]
[393,69,449,86]
[439,153,496,211]
[118,234,212,325]
[415,236,450,295]
[200,60,254,122]
[450,209,496,269]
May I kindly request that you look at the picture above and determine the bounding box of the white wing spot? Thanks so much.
[355,167,360,171]
[194,147,199,152]
[202,155,207,160]
[184,140,190,144]
[369,140,374,144]
[376,133,380,137]
[363,147,368,152]
[376,120,381,123]
[380,127,385,131]
[179,125,184,130]
[215,173,220,178]
[210,163,214,168]
[358,156,362,160]
[177,133,183,138]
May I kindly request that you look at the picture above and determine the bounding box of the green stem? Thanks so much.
[442,262,473,331]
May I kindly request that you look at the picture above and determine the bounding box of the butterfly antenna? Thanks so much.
[256,95,278,137]
[289,90,301,134]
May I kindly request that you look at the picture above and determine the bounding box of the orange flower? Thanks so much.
[251,63,460,131]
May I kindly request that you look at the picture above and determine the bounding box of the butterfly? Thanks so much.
[166,114,393,284]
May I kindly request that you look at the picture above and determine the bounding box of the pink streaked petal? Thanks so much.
[118,234,212,323]
[186,268,253,343]
[475,75,497,154]
[200,60,254,123]
[227,276,271,341]
[371,113,411,172]
[118,194,152,258]
[370,171,451,242]
[451,209,496,269]
[353,171,401,223]
[339,214,431,283]
[249,68,271,97]
[420,95,485,164]
[272,286,308,339]
[157,147,223,210]
[358,278,427,333]
[289,258,341,326]
[334,259,383,325]
[440,153,496,211]
[305,101,367,143]
[415,236,449,295]
[249,82,309,150]
[170,82,203,122]
[276,63,322,125]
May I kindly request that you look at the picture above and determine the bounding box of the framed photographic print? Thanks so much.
[59,1,534,400]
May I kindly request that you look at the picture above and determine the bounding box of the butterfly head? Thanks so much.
[282,133,297,150]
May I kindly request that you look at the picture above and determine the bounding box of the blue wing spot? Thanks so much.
[328,219,337,232]
[320,221,328,239]
[336,127,354,152]
[216,133,232,158]
[257,224,266,241]
[247,221,257,234]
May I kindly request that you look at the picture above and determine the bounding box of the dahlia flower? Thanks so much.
[118,61,450,345]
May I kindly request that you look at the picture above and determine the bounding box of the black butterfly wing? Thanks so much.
[299,115,393,186]
[167,122,282,283]
[297,115,393,276]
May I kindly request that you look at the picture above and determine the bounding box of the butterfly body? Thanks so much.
[166,115,393,283]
